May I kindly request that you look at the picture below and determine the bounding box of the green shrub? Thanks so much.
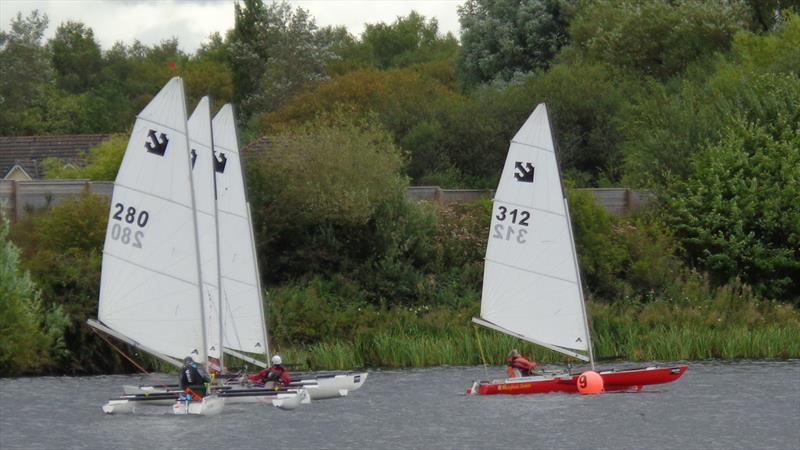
[0,215,51,374]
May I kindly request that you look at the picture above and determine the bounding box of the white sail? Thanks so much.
[211,104,269,356]
[187,96,222,361]
[98,77,207,361]
[477,103,590,360]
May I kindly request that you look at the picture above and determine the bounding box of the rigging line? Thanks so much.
[473,325,489,379]
[91,327,151,377]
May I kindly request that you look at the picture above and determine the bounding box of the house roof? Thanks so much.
[0,134,112,180]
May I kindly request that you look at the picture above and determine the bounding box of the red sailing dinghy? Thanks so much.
[467,104,687,396]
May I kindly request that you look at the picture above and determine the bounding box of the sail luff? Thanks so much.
[212,104,268,357]
[246,201,270,359]
[543,103,596,368]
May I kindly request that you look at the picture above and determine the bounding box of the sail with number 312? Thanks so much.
[469,104,687,395]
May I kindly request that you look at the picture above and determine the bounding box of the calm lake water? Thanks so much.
[1,361,798,449]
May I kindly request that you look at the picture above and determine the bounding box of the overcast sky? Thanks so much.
[0,0,463,52]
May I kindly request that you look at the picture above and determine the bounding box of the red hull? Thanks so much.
[469,365,688,395]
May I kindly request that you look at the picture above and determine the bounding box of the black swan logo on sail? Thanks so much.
[145,130,169,156]
[190,149,198,168]
[213,151,227,173]
[514,162,534,183]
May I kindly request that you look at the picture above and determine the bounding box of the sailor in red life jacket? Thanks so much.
[506,349,537,377]
[247,355,291,389]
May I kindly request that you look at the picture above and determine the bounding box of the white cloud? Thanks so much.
[0,0,461,52]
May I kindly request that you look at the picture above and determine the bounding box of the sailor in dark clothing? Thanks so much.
[179,356,211,399]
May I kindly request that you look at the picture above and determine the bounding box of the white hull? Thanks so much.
[305,372,368,400]
[172,395,225,416]
[102,395,225,415]
[102,399,136,414]
[121,384,312,407]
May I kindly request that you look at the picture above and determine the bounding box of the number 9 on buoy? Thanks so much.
[577,371,604,394]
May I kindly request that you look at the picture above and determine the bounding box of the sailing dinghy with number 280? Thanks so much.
[91,80,309,412]
[122,102,367,401]
[467,104,687,395]
[88,77,224,415]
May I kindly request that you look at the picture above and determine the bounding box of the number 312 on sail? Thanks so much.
[492,205,530,244]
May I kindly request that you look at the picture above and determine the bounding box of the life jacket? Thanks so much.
[269,365,291,386]
[248,365,291,386]
[507,356,536,375]
[180,364,203,389]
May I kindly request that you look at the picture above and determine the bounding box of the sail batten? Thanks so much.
[477,103,591,359]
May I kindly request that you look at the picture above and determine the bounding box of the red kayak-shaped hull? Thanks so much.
[468,365,688,395]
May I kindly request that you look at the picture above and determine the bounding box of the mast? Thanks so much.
[183,85,209,367]
[210,105,225,374]
[545,103,595,369]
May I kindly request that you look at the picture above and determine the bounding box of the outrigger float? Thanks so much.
[468,104,687,395]
[102,385,309,415]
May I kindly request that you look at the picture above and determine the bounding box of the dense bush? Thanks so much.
[0,216,53,374]
[666,117,800,301]
[10,192,129,374]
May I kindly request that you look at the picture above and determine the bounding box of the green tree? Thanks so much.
[0,216,51,375]
[457,0,576,89]
[247,111,408,283]
[569,0,748,80]
[666,117,800,301]
[49,21,102,94]
[620,19,800,189]
[10,192,123,374]
[333,11,458,72]
[230,0,338,122]
[741,0,800,32]
[0,10,51,135]
[260,67,464,182]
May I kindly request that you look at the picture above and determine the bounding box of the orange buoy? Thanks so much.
[577,371,604,394]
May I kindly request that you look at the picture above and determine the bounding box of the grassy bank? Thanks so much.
[267,294,800,370]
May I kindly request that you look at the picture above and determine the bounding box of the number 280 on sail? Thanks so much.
[492,205,530,243]
[109,202,150,249]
